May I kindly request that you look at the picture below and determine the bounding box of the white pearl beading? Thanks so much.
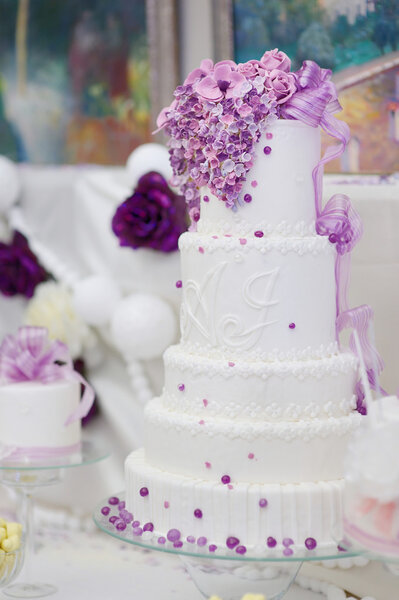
[197,217,316,238]
[295,574,375,600]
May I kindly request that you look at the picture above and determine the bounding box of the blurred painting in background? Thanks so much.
[0,0,150,164]
[233,0,399,173]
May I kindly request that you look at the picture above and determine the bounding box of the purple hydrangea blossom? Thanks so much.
[112,171,187,253]
[0,231,48,298]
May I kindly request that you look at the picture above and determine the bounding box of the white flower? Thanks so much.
[24,281,94,359]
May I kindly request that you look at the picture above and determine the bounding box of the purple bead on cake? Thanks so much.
[109,516,118,524]
[259,498,268,508]
[143,522,154,532]
[101,506,110,516]
[305,537,317,550]
[236,545,247,555]
[115,519,126,531]
[221,474,231,484]
[158,536,166,544]
[266,132,273,140]
[267,536,277,548]
[133,527,143,536]
[119,509,133,523]
[197,536,207,547]
[167,528,181,542]
[175,280,182,288]
[283,547,294,556]
[209,544,217,552]
[282,537,294,547]
[187,535,196,544]
[173,540,183,548]
[226,536,240,549]
[194,509,203,519]
[244,193,252,203]
[178,383,185,392]
[203,195,209,202]
[263,146,272,155]
[118,501,126,510]
[289,322,296,329]
[132,520,140,528]
[254,230,264,238]
[139,487,149,497]
[108,496,119,505]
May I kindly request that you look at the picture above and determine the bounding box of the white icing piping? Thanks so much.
[197,218,316,237]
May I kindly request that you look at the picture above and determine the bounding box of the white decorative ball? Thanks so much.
[73,276,121,327]
[110,293,177,360]
[126,143,172,188]
[0,156,20,214]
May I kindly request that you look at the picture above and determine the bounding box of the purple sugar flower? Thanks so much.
[0,231,48,298]
[196,63,246,101]
[260,49,291,72]
[265,70,297,104]
[112,172,187,253]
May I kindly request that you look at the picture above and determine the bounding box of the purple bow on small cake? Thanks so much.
[0,327,95,460]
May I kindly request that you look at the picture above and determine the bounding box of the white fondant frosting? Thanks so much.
[0,380,81,450]
[124,118,360,553]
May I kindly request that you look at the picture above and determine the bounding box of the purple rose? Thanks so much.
[260,48,291,73]
[237,60,265,79]
[265,69,297,104]
[112,171,187,253]
[0,231,48,298]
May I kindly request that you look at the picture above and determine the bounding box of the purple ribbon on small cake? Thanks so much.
[0,327,95,458]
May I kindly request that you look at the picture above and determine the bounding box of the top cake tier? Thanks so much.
[198,120,321,236]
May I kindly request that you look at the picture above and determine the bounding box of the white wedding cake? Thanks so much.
[123,50,365,555]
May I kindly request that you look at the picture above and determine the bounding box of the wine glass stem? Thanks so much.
[21,487,35,583]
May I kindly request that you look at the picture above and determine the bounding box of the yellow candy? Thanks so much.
[0,548,5,567]
[241,596,265,600]
[2,535,20,552]
[0,528,6,543]
[0,519,6,528]
[5,522,22,539]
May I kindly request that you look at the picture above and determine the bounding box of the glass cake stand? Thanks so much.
[94,492,360,600]
[0,440,109,598]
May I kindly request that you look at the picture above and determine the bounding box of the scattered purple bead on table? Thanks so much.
[178,383,185,392]
[282,538,294,547]
[139,487,149,497]
[221,475,231,485]
[109,516,118,524]
[203,195,209,202]
[283,547,294,556]
[175,280,182,288]
[205,461,211,469]
[198,419,205,425]
[197,536,207,547]
[132,520,140,528]
[248,452,254,459]
[228,361,235,367]
[202,399,208,407]
[263,146,272,155]
[266,132,273,140]
[167,528,181,542]
[267,537,277,548]
[209,544,217,552]
[289,322,296,329]
[259,498,268,508]
[187,536,196,544]
[198,246,204,254]
[244,193,252,203]
[239,238,247,245]
[251,180,258,188]
[108,496,119,505]
[254,230,264,238]
[236,545,247,555]
[226,536,240,549]
[158,536,166,544]
[164,501,170,509]
[143,522,154,532]
[227,484,234,490]
[101,506,110,516]
[305,537,317,550]
[194,509,203,519]
[115,520,127,531]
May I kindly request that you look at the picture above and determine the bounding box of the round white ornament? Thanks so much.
[125,143,172,188]
[0,156,20,214]
[73,275,121,327]
[110,293,177,360]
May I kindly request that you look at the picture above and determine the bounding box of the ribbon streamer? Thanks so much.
[0,327,94,425]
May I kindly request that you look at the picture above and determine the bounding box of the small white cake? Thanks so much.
[344,396,399,557]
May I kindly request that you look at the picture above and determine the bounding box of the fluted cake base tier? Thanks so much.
[125,448,345,555]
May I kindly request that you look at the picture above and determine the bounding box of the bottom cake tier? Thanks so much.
[125,448,345,555]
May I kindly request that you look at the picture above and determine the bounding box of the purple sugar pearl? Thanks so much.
[143,522,154,532]
[133,527,143,536]
[101,506,110,516]
[329,233,338,244]
[176,280,182,288]
[197,536,207,547]
[236,545,247,555]
[254,230,264,238]
[226,536,240,549]
[221,475,231,484]
[167,528,181,542]
[132,520,140,528]
[109,516,118,524]
[305,537,317,550]
[194,509,203,519]
[266,132,273,140]
[108,496,119,505]
[282,538,294,547]
[263,146,272,155]
[115,519,127,531]
[289,322,296,329]
[187,535,196,544]
[119,509,133,523]
[173,540,183,548]
[118,501,126,510]
[178,383,185,392]
[203,195,209,202]
[158,536,166,544]
[259,498,268,508]
[243,193,252,203]
[209,544,217,552]
[283,547,294,556]
[267,537,277,548]
[139,487,149,497]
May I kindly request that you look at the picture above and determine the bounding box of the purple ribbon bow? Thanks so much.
[0,327,94,425]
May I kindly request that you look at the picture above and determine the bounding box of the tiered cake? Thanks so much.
[125,117,361,554]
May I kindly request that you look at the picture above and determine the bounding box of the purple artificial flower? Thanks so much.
[112,171,187,253]
[0,231,48,298]
[156,99,177,129]
[196,62,246,101]
[265,69,297,104]
[237,60,265,79]
[260,48,291,72]
[184,58,214,85]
